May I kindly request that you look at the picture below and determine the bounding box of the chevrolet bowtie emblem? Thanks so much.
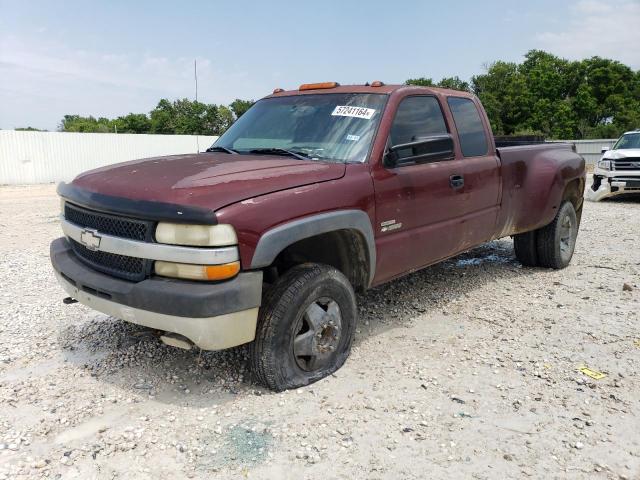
[80,228,102,251]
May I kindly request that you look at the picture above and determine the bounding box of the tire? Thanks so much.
[250,263,357,391]
[535,201,578,269]
[513,230,539,267]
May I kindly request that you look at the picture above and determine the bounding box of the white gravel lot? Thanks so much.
[0,183,638,480]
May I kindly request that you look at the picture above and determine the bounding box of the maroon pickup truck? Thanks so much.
[51,82,585,391]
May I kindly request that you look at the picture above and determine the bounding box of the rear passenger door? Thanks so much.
[372,95,469,284]
[446,97,501,249]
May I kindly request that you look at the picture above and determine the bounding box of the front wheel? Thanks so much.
[250,263,357,391]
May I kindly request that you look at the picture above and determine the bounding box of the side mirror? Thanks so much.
[601,146,609,154]
[385,134,455,167]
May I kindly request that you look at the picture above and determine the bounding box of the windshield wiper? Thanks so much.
[206,146,239,154]
[249,148,312,161]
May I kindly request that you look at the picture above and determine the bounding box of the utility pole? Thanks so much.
[194,59,198,102]
[194,59,199,152]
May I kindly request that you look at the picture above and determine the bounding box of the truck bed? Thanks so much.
[493,135,547,148]
[494,142,583,238]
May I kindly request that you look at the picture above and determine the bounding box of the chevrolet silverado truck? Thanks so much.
[51,82,585,391]
[587,129,640,201]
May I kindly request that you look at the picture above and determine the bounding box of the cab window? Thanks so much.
[390,96,448,146]
[447,97,488,157]
[389,96,449,162]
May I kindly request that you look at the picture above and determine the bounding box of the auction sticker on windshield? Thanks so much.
[331,106,376,120]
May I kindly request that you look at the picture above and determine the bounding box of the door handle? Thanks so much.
[450,174,464,189]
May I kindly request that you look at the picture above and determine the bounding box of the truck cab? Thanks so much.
[51,82,585,391]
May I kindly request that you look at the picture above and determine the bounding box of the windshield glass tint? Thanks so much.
[213,93,387,162]
[613,133,640,150]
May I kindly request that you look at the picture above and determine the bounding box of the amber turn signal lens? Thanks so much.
[204,262,241,280]
[155,261,240,281]
[299,82,340,91]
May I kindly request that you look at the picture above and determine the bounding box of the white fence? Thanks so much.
[0,130,218,185]
[553,139,617,165]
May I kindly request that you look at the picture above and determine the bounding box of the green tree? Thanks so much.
[59,115,113,133]
[56,52,639,140]
[59,98,239,136]
[149,99,176,134]
[405,77,435,87]
[148,99,236,135]
[216,105,235,133]
[113,113,151,133]
[406,76,469,91]
[171,99,208,135]
[229,99,254,119]
[466,50,640,139]
[436,76,470,91]
[472,61,531,135]
[520,50,576,101]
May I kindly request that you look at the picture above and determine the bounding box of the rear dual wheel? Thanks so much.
[514,200,578,269]
[250,263,356,392]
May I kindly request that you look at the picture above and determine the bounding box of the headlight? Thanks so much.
[597,159,612,170]
[155,223,237,246]
[155,260,240,281]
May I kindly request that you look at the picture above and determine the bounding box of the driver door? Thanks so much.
[371,95,468,284]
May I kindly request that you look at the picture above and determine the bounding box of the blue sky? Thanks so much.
[1,0,638,130]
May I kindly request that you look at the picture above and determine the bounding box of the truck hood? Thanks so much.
[604,149,640,159]
[71,152,346,211]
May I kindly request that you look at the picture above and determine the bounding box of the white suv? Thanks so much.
[587,130,640,201]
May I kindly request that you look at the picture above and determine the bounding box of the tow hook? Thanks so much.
[63,297,78,305]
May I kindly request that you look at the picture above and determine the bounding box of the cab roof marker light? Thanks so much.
[299,82,340,91]
[273,88,284,94]
[370,80,385,87]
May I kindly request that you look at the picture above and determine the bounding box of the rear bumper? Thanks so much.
[50,237,262,350]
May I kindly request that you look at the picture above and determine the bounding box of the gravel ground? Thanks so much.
[0,183,638,479]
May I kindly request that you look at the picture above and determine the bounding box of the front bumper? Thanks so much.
[50,237,262,350]
[586,169,640,201]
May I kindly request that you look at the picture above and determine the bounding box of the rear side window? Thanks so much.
[390,96,448,146]
[447,97,488,157]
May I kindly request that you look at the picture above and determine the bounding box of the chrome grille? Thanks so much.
[69,239,150,282]
[64,202,154,281]
[612,158,640,171]
[64,203,153,241]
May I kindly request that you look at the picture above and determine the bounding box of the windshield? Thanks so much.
[613,132,640,150]
[212,93,387,162]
